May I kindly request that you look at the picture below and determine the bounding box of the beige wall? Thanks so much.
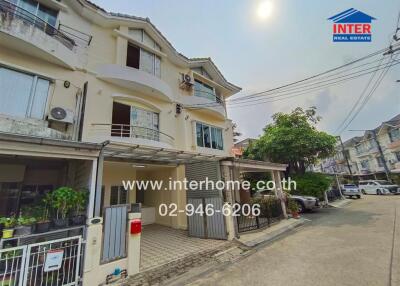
[0,1,237,156]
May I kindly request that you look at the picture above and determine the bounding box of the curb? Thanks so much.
[234,218,308,248]
[328,199,352,208]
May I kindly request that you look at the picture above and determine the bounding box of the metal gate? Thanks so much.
[185,162,227,240]
[0,236,83,286]
[101,205,128,263]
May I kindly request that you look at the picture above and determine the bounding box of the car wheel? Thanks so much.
[361,190,366,195]
[377,189,382,195]
[356,195,361,199]
[296,201,305,213]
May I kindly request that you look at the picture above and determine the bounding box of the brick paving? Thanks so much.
[140,224,228,271]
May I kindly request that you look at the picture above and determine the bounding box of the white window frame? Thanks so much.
[195,122,223,151]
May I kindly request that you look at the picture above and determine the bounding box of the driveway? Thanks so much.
[188,196,400,286]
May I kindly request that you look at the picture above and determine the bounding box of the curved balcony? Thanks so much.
[182,95,226,120]
[96,64,174,102]
[0,0,82,69]
[90,123,174,149]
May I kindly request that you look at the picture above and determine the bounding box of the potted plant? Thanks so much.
[71,189,88,225]
[288,199,300,219]
[14,216,37,236]
[0,217,16,239]
[35,194,52,233]
[50,187,75,228]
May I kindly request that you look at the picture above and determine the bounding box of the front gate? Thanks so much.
[0,236,83,286]
[185,162,227,240]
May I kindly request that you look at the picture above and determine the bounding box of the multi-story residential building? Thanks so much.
[313,114,400,179]
[0,1,287,284]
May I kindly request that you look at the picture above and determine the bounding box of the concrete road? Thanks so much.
[189,196,400,286]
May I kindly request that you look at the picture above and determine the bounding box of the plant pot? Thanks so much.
[14,225,33,236]
[36,221,51,233]
[71,215,86,226]
[291,211,300,219]
[52,218,69,229]
[2,228,14,239]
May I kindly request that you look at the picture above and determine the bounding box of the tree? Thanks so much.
[243,107,336,175]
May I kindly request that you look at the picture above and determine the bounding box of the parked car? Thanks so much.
[341,184,361,199]
[358,180,400,195]
[290,195,319,213]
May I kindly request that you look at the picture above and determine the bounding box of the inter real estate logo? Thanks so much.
[328,8,376,42]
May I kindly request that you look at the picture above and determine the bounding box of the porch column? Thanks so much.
[221,164,236,240]
[127,212,141,275]
[273,170,288,219]
[87,159,98,219]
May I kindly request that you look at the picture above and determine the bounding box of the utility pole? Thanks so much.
[336,136,353,176]
[371,129,391,182]
[349,129,391,182]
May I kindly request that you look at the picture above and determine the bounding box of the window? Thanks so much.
[194,79,216,101]
[195,122,223,150]
[15,0,58,26]
[110,186,128,205]
[376,157,384,167]
[395,151,400,162]
[360,160,370,169]
[126,29,161,78]
[0,67,50,119]
[389,128,400,142]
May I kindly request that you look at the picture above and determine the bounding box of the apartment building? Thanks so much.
[314,114,400,179]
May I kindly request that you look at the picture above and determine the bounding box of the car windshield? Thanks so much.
[376,181,392,185]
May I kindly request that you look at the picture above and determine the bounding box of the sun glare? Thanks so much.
[257,1,274,20]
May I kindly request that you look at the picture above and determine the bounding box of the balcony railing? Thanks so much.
[0,0,75,50]
[92,123,175,146]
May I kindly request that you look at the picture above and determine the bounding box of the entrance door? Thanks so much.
[185,162,227,240]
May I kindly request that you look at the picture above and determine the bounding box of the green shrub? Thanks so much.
[292,173,333,199]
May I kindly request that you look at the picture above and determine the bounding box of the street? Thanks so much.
[189,196,400,286]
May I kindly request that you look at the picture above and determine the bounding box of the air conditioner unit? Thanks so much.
[48,107,74,124]
[179,73,194,90]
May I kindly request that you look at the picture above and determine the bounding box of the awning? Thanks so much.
[0,132,102,160]
[102,142,229,164]
[221,158,287,172]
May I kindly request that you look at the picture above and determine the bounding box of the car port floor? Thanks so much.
[187,196,400,286]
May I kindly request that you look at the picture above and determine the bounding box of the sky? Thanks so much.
[92,0,400,141]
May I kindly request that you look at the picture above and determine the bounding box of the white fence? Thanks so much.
[0,236,83,286]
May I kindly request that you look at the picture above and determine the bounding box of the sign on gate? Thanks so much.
[44,249,64,272]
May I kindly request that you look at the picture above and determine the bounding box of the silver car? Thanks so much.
[290,195,319,213]
[341,184,361,199]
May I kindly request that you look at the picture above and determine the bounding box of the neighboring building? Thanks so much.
[232,138,257,157]
[0,1,286,285]
[313,114,400,178]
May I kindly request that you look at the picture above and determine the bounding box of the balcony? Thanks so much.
[90,123,174,149]
[96,64,174,102]
[182,95,226,120]
[0,0,86,69]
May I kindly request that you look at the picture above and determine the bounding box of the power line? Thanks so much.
[185,44,400,109]
[186,59,400,110]
[337,55,397,135]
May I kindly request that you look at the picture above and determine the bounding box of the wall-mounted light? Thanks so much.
[64,81,70,88]
[132,164,146,168]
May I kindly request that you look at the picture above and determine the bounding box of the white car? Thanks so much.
[341,184,361,199]
[358,180,400,195]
